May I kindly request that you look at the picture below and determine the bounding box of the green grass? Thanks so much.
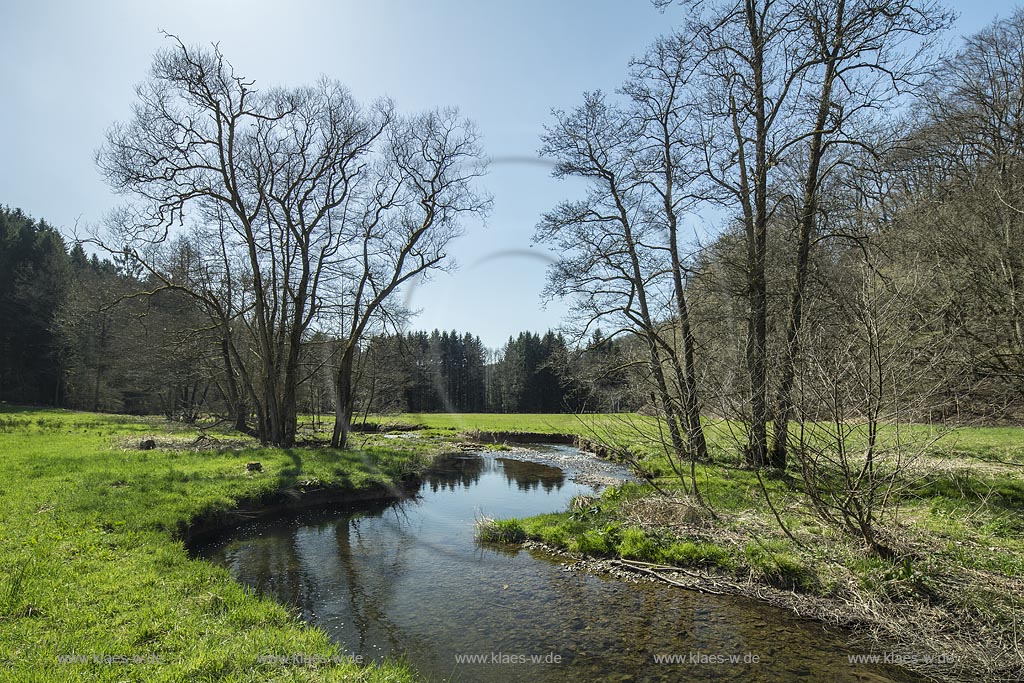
[475,518,527,544]
[0,407,429,682]
[368,412,639,435]
[6,407,1023,681]
[924,425,1024,464]
[381,411,1024,462]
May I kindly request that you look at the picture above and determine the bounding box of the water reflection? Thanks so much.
[422,453,486,491]
[421,453,566,493]
[193,452,923,683]
[496,457,565,492]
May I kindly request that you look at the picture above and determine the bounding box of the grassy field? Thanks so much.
[363,412,639,435]
[379,409,1024,446]
[4,407,1022,682]
[0,407,439,683]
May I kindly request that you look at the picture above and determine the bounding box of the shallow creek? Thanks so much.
[191,448,924,683]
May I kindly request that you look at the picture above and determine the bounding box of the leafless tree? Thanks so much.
[537,91,707,497]
[328,109,489,448]
[97,35,487,447]
[663,0,951,467]
[623,34,710,461]
[792,251,946,554]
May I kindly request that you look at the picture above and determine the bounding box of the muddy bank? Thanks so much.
[525,539,857,619]
[465,429,576,445]
[520,541,1016,683]
[179,475,421,547]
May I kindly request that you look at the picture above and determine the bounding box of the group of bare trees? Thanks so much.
[536,39,710,494]
[540,1,1024,548]
[541,0,947,448]
[96,35,488,447]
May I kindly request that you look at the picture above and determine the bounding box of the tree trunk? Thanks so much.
[220,335,249,434]
[331,344,357,449]
[741,1,770,469]
[662,122,710,462]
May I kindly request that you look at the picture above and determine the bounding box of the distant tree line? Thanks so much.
[352,328,640,415]
[0,208,67,406]
[0,212,641,418]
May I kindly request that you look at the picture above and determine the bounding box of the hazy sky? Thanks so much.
[0,0,1016,348]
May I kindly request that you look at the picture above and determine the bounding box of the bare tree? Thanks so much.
[537,92,707,497]
[97,35,487,447]
[767,0,953,468]
[792,249,946,555]
[624,34,710,461]
[328,109,489,448]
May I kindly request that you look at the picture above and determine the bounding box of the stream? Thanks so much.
[191,448,924,683]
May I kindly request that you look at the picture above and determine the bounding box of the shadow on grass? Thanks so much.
[911,472,1024,511]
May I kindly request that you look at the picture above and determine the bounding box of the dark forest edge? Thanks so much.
[0,205,634,419]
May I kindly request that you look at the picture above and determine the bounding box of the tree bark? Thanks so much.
[744,0,770,469]
[331,344,357,449]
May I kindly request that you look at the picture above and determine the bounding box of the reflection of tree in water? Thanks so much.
[421,454,486,492]
[419,454,566,493]
[331,511,424,659]
[496,457,564,492]
[233,525,313,611]
[218,506,426,661]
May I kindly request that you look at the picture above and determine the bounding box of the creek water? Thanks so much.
[191,448,923,683]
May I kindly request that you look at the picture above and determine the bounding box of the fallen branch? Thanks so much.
[609,558,737,595]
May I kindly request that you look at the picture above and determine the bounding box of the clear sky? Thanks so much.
[0,0,1017,349]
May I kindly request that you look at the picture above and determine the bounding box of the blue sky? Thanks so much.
[0,0,1017,349]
